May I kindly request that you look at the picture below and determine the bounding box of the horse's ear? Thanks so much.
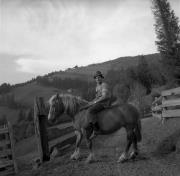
[56,93,59,98]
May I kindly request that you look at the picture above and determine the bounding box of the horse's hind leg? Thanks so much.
[129,132,138,160]
[117,128,133,163]
[70,130,83,160]
[85,128,95,164]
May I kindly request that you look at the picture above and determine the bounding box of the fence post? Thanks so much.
[34,97,50,163]
[7,121,18,173]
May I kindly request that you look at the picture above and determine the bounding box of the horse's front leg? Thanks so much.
[85,128,95,164]
[70,130,83,160]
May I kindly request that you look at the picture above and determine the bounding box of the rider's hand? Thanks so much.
[88,101,96,106]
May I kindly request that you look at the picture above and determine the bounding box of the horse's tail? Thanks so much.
[134,118,142,142]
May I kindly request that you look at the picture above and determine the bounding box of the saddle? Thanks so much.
[105,96,118,108]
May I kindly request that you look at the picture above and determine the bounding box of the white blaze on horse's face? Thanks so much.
[48,102,56,121]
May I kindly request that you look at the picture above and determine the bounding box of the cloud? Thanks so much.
[0,53,36,84]
[15,57,63,74]
[0,0,180,84]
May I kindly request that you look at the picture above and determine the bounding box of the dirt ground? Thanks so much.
[17,117,180,176]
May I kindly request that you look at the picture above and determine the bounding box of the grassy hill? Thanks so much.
[0,106,19,125]
[65,53,160,74]
[48,71,90,80]
[0,83,62,124]
[49,53,160,80]
[12,82,61,107]
[0,53,161,124]
[11,53,161,106]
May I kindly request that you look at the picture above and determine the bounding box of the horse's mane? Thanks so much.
[49,93,88,115]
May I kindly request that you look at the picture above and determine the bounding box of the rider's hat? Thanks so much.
[93,71,104,79]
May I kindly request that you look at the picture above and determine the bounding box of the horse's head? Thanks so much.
[48,94,64,122]
[48,93,89,121]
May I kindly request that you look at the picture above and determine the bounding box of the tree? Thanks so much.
[26,109,33,122]
[148,62,166,86]
[151,0,180,82]
[129,82,147,113]
[0,114,7,126]
[125,66,137,86]
[17,109,26,123]
[0,83,12,94]
[7,93,17,108]
[113,84,130,104]
[106,69,121,88]
[136,56,152,94]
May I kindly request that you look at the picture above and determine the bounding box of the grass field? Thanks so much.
[0,106,19,124]
[12,82,60,107]
[16,117,180,176]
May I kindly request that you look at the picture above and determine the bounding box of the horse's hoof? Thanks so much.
[117,157,128,163]
[129,151,138,160]
[70,154,80,160]
[50,147,59,160]
[117,153,128,163]
[85,159,92,164]
[70,156,79,160]
[70,150,80,160]
[85,158,95,164]
[85,154,95,164]
[70,156,75,160]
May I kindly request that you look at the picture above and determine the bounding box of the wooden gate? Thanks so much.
[0,121,18,175]
[34,97,75,163]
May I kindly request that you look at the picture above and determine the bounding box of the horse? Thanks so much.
[48,93,142,163]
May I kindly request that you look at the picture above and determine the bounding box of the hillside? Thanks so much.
[0,106,19,124]
[0,53,161,124]
[0,83,61,124]
[8,53,160,107]
[49,53,160,79]
[12,82,61,107]
[48,71,90,81]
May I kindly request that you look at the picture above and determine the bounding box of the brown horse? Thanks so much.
[48,93,142,163]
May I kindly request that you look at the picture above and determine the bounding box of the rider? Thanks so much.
[87,71,111,138]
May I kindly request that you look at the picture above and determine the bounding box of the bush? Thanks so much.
[0,83,12,94]
[113,84,130,104]
[129,82,147,112]
[0,114,7,126]
[13,108,35,142]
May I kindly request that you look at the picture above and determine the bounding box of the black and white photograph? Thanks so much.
[0,0,180,175]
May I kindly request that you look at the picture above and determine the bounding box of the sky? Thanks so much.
[0,0,180,84]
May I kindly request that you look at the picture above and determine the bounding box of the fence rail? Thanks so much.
[152,87,180,121]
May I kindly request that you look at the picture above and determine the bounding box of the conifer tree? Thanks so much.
[136,56,152,94]
[151,0,180,82]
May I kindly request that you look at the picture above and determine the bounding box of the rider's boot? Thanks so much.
[89,122,101,139]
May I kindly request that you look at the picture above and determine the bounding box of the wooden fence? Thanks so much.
[34,97,75,163]
[152,87,180,121]
[0,122,18,175]
[142,107,152,119]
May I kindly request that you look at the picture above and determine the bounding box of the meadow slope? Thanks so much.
[17,117,180,176]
